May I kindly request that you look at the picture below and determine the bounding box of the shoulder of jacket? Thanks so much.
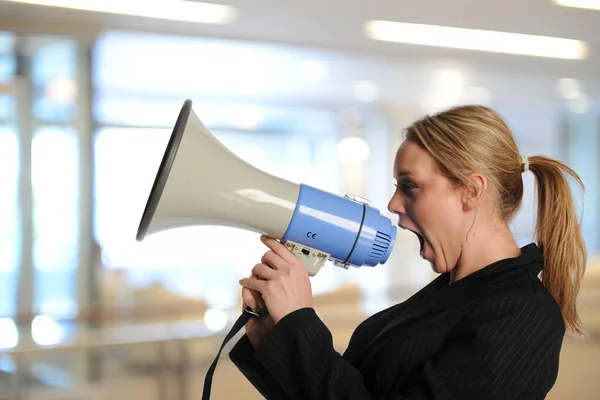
[465,287,565,333]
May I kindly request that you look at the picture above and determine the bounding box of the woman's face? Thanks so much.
[387,140,469,274]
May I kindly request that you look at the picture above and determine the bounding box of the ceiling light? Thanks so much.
[363,20,589,60]
[555,0,600,11]
[4,0,238,24]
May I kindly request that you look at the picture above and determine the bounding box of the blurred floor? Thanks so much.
[547,334,600,400]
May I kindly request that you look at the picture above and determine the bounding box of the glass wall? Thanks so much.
[32,126,80,318]
[0,33,19,319]
[0,128,19,317]
[30,38,81,322]
[0,34,82,350]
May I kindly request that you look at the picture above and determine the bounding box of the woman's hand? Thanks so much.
[241,281,275,348]
[239,236,314,324]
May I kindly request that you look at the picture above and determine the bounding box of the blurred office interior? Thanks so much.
[0,0,599,398]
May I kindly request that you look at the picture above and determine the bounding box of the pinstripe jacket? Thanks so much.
[229,243,565,399]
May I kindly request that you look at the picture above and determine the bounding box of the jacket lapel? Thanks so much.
[377,271,476,337]
[355,272,479,369]
[342,274,448,366]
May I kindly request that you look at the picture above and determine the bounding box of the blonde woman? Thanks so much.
[233,105,586,400]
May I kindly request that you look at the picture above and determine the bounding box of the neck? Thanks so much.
[450,222,521,283]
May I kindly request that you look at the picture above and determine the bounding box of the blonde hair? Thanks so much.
[405,105,587,335]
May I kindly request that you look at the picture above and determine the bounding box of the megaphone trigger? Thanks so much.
[283,240,331,276]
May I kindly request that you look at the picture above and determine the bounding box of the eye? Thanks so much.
[401,182,416,194]
[395,180,417,195]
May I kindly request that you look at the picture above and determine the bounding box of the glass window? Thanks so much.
[0,128,19,316]
[32,127,80,318]
[0,33,18,317]
[0,32,14,82]
[0,33,14,124]
[31,38,78,124]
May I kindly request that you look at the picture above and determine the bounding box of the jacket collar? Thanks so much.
[471,242,543,280]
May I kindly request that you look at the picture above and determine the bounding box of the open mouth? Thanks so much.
[400,225,425,257]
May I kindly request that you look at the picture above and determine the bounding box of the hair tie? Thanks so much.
[521,154,529,172]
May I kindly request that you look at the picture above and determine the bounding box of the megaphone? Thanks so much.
[136,99,397,276]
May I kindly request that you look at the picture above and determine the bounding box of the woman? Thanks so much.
[230,105,587,399]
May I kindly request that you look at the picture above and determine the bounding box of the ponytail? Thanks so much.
[528,156,587,336]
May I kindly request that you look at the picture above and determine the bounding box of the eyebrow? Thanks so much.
[393,171,415,180]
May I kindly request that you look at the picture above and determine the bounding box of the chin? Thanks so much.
[428,261,439,273]
[428,260,446,275]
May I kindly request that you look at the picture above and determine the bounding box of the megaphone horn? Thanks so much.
[136,99,397,276]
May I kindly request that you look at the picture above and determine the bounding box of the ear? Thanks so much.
[462,172,488,211]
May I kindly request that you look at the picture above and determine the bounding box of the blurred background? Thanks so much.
[0,0,598,399]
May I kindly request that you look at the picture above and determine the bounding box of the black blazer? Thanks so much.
[229,243,565,399]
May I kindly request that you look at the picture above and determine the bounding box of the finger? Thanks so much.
[252,289,266,309]
[261,250,286,270]
[239,275,267,293]
[251,263,278,280]
[242,286,257,309]
[260,235,297,264]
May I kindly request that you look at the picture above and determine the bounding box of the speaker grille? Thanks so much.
[369,230,392,261]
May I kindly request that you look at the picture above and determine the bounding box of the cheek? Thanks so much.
[439,195,468,237]
[407,195,437,231]
[414,191,464,234]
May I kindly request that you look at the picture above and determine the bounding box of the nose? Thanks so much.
[387,190,406,216]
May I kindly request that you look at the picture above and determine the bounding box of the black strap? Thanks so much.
[202,307,259,400]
